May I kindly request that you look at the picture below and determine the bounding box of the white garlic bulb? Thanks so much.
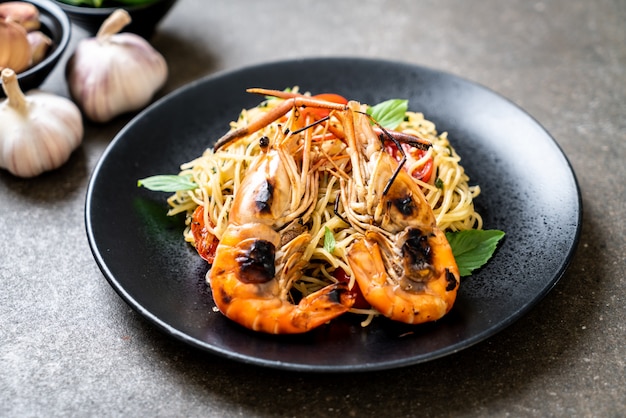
[0,68,83,178]
[66,9,168,123]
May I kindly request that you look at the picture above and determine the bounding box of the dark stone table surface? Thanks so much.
[1,0,624,416]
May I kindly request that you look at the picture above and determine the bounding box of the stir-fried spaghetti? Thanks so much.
[165,89,481,324]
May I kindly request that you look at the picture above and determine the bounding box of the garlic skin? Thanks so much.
[0,2,40,32]
[66,9,168,123]
[27,30,52,66]
[0,69,83,178]
[0,18,31,73]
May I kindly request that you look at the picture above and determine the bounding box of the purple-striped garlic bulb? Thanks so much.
[65,9,168,123]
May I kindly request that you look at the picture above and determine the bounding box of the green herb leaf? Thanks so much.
[366,99,408,130]
[323,226,336,254]
[446,229,505,277]
[137,175,197,192]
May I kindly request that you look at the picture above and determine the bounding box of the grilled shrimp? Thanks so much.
[211,89,459,328]
[208,126,355,334]
[336,102,460,324]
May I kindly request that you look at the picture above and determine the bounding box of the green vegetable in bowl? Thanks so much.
[56,0,158,7]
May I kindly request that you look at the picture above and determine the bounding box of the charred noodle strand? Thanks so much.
[339,178,393,239]
[300,116,313,198]
[306,176,341,250]
[277,136,301,218]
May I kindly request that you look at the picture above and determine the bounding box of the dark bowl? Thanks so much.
[0,0,71,96]
[53,0,177,39]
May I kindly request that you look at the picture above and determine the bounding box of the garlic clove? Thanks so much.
[0,18,31,73]
[0,68,83,178]
[0,2,40,32]
[27,30,51,66]
[66,9,168,123]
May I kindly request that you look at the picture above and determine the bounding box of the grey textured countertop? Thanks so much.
[1,0,624,416]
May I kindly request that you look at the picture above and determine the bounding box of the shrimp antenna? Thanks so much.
[291,115,331,135]
[379,129,408,196]
[374,128,432,152]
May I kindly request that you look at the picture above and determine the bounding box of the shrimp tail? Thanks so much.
[210,264,355,334]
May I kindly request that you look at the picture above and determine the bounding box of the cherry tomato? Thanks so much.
[333,268,370,309]
[385,142,434,183]
[301,93,348,120]
[313,93,349,104]
[190,206,219,264]
[409,149,434,182]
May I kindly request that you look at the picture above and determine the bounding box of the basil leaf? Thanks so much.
[367,99,408,130]
[137,175,197,192]
[323,226,336,253]
[446,229,505,277]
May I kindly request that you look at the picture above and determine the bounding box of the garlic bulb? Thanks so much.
[66,9,168,123]
[0,68,83,178]
[0,2,40,32]
[0,17,31,73]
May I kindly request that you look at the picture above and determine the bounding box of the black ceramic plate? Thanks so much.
[85,58,582,372]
